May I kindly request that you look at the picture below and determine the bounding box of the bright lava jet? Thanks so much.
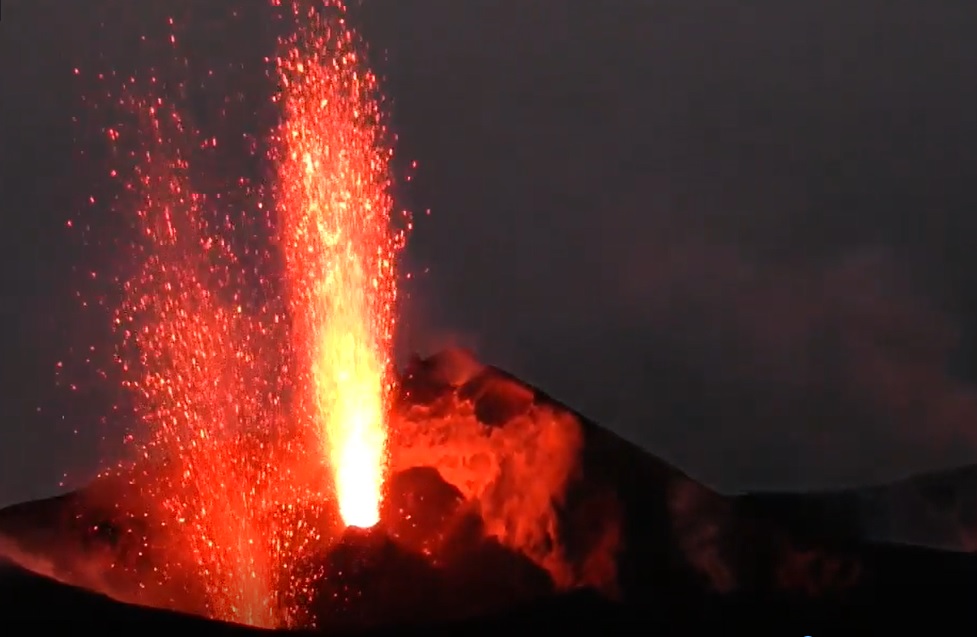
[273,5,402,530]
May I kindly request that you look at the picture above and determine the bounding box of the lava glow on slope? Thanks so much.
[86,1,404,627]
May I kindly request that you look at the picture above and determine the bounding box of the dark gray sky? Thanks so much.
[2,0,977,506]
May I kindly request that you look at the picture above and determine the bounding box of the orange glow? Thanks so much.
[86,1,404,627]
[46,0,622,631]
[112,100,295,628]
[273,3,403,529]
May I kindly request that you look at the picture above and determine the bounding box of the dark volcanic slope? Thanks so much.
[739,463,977,552]
[0,558,262,634]
[0,554,628,635]
[1,348,975,635]
[396,349,977,629]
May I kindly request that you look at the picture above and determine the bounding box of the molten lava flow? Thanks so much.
[273,4,405,529]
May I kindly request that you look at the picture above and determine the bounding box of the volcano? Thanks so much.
[1,348,975,635]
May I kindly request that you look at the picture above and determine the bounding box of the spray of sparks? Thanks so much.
[115,102,297,625]
[273,5,403,530]
[95,1,405,627]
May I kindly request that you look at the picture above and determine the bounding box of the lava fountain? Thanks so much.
[273,4,405,529]
[113,100,293,627]
[98,0,405,627]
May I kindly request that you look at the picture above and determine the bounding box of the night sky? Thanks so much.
[2,0,977,506]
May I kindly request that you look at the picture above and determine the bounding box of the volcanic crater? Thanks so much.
[0,348,621,629]
[2,348,976,634]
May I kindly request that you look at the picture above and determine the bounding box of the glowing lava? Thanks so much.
[273,5,404,529]
[89,0,405,627]
[110,99,293,627]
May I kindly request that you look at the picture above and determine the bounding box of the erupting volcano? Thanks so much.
[2,1,975,635]
[23,1,609,630]
[71,0,407,627]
